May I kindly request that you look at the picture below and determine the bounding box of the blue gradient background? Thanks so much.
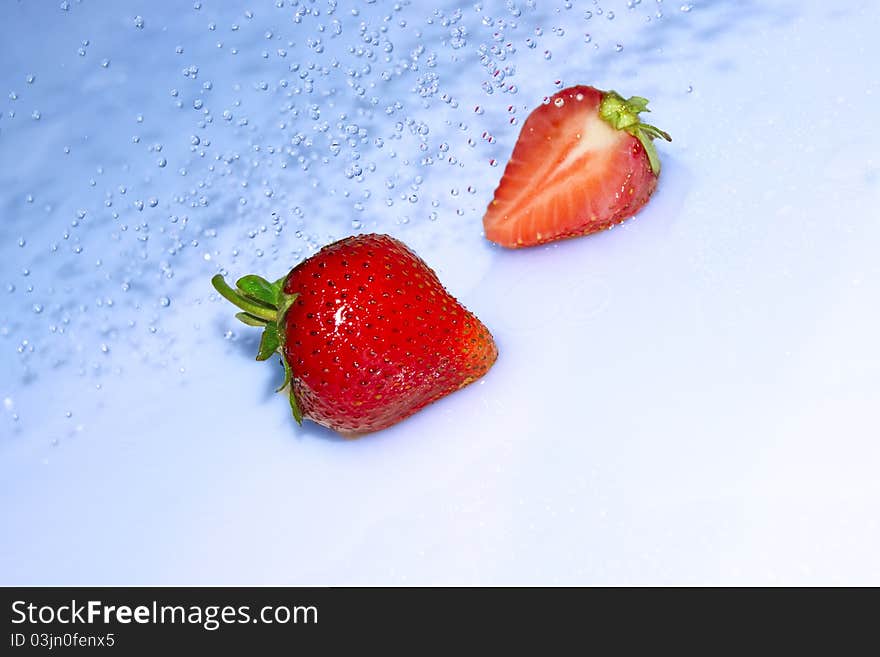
[1,0,879,584]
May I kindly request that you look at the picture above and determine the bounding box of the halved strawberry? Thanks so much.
[482,85,671,248]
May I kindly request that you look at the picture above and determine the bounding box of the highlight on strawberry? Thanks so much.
[211,234,498,437]
[483,85,672,248]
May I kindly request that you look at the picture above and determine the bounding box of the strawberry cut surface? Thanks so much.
[483,85,670,248]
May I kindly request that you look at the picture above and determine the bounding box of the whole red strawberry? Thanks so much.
[211,234,498,436]
[483,85,671,248]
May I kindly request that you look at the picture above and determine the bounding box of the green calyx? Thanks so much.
[598,91,672,176]
[211,273,303,424]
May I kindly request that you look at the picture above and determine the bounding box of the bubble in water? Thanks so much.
[159,297,171,307]
[134,15,145,29]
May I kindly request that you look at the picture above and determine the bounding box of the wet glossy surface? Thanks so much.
[1,0,879,584]
[280,234,497,434]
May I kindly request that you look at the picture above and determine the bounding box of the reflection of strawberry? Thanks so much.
[483,85,671,248]
[212,234,497,436]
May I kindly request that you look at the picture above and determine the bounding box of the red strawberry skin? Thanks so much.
[281,234,497,436]
[483,85,669,248]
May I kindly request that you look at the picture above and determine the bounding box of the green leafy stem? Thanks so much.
[211,273,303,424]
[598,90,672,176]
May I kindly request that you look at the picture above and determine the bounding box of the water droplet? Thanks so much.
[159,296,171,307]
